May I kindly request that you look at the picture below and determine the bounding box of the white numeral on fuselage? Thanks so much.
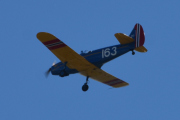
[102,47,117,58]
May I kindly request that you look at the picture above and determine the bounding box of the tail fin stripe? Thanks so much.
[129,23,145,48]
[136,25,138,47]
[138,24,140,47]
[136,24,140,48]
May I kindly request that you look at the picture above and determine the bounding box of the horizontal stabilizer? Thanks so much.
[134,46,147,52]
[114,33,134,44]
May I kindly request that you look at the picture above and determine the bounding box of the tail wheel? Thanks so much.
[131,50,135,55]
[132,51,135,55]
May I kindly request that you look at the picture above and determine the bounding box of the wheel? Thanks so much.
[132,51,135,55]
[82,84,89,91]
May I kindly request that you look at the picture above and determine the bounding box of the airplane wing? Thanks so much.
[37,32,96,71]
[114,33,134,44]
[80,68,129,88]
[37,32,129,88]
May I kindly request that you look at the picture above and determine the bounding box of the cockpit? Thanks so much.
[80,50,92,54]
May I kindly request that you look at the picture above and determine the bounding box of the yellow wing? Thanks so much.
[80,68,129,88]
[37,32,129,88]
[114,33,134,44]
[37,32,96,71]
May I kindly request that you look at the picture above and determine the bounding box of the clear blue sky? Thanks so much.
[0,0,180,120]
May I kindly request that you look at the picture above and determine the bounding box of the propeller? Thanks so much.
[45,60,56,78]
[45,68,51,78]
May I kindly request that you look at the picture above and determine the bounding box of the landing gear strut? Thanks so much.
[82,76,89,92]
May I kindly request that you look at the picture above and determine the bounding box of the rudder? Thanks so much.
[129,23,145,48]
[129,23,147,52]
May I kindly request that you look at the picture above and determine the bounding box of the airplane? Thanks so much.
[37,23,147,92]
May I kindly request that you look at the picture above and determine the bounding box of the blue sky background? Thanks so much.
[0,0,180,120]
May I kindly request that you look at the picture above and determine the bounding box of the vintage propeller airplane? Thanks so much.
[37,23,147,92]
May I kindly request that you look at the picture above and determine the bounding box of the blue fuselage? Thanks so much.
[51,42,135,76]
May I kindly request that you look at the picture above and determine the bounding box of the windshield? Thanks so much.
[81,50,92,54]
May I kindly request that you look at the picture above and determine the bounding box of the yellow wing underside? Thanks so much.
[80,68,129,88]
[37,32,94,71]
[37,32,129,88]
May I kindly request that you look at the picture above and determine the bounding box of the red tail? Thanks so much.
[129,23,145,48]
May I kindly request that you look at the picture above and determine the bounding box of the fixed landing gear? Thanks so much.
[132,50,135,55]
[82,76,89,92]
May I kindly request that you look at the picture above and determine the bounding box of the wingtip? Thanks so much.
[36,32,48,38]
[36,32,57,42]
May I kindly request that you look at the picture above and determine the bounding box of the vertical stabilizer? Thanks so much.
[129,23,145,48]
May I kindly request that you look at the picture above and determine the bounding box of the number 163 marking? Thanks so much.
[102,47,117,58]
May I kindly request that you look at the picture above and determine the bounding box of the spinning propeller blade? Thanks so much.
[45,68,51,78]
[45,60,57,78]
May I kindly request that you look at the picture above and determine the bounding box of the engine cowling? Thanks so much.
[59,70,69,77]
